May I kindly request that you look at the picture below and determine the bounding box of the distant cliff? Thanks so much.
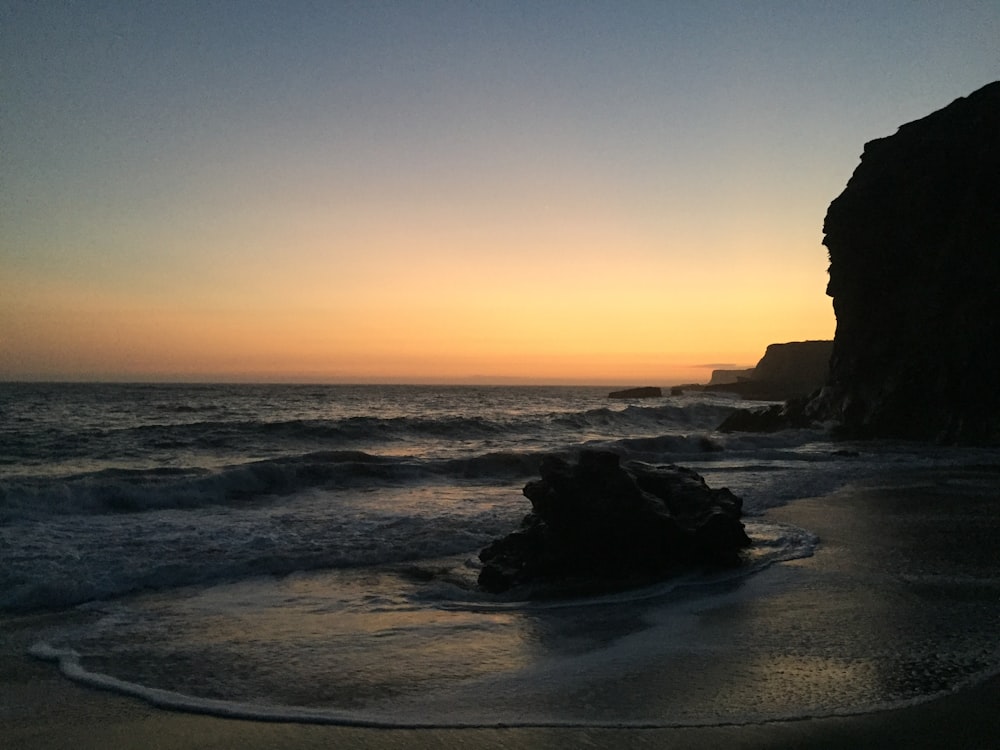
[704,341,832,401]
[708,368,754,386]
[751,341,833,396]
[816,81,1000,442]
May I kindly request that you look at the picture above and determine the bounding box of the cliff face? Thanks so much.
[704,341,832,400]
[751,341,833,396]
[819,81,1000,442]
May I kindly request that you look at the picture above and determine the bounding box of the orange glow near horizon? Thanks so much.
[1,49,844,386]
[1,221,834,384]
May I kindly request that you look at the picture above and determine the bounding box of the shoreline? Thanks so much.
[5,467,1000,748]
[6,647,1000,749]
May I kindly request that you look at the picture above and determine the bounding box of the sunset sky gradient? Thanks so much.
[3,2,998,383]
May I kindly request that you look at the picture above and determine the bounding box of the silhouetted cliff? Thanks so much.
[704,340,832,400]
[751,341,833,396]
[708,368,754,386]
[817,81,1000,442]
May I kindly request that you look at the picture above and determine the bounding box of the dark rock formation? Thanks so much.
[708,368,755,386]
[816,81,1000,442]
[752,341,832,393]
[478,450,750,593]
[718,394,823,433]
[608,386,662,399]
[703,341,833,401]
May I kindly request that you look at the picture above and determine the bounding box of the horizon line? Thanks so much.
[0,374,735,388]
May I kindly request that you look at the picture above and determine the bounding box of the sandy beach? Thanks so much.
[6,467,1000,749]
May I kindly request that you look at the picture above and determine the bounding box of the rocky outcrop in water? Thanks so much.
[608,386,662,399]
[717,394,823,433]
[816,81,1000,442]
[478,450,750,593]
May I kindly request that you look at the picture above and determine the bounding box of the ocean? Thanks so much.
[3,382,1000,728]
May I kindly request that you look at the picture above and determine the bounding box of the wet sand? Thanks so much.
[5,467,1000,749]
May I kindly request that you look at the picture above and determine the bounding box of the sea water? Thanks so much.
[3,382,1000,726]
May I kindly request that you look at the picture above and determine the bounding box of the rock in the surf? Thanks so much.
[608,386,662,399]
[478,450,750,593]
[717,393,823,433]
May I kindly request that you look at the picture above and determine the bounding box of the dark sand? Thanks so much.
[5,467,1000,749]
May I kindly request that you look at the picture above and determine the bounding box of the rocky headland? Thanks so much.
[703,340,833,401]
[809,81,1000,442]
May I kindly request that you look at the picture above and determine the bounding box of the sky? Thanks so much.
[2,2,998,385]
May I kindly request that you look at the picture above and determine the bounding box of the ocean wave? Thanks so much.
[0,451,408,519]
[0,445,570,522]
[0,501,514,613]
[3,414,509,465]
[152,405,719,447]
[252,414,507,441]
[7,397,743,463]
[153,403,221,414]
[436,450,554,480]
[605,433,726,458]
